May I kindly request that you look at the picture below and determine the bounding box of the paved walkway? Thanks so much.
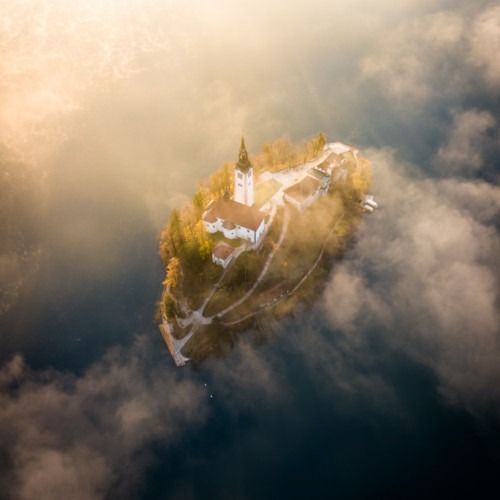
[212,205,290,319]
[176,256,235,328]
[162,205,289,360]
[199,245,245,312]
[158,322,190,366]
[223,211,345,326]
[159,151,333,366]
[269,151,330,187]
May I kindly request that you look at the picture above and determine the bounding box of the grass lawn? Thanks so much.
[254,179,282,208]
[180,260,223,310]
[203,248,267,316]
[207,233,245,248]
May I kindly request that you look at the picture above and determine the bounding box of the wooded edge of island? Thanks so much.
[157,133,373,365]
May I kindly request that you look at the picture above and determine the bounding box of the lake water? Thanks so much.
[2,160,498,498]
[1,2,499,498]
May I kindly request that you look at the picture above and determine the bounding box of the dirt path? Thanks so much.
[211,205,290,319]
[222,211,345,326]
[162,205,291,361]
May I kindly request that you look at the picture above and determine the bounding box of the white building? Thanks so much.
[202,196,266,243]
[324,141,359,161]
[212,241,236,268]
[233,137,254,206]
[202,138,266,245]
[283,174,325,211]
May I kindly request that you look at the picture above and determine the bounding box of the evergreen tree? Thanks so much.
[164,256,181,289]
[166,208,184,257]
[193,185,206,218]
[310,131,327,157]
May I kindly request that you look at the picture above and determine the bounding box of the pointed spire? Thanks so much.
[236,136,251,172]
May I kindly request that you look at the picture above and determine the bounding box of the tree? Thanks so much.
[163,292,179,320]
[351,159,372,197]
[208,163,233,198]
[261,142,274,169]
[309,131,327,157]
[166,208,184,257]
[164,256,181,289]
[260,138,298,171]
[194,220,212,260]
[298,139,310,165]
[193,185,206,218]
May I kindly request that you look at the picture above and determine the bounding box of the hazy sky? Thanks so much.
[1,0,500,498]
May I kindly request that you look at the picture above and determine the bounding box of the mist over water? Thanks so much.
[1,1,500,498]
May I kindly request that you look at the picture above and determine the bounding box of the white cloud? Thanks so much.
[360,5,500,108]
[434,109,495,174]
[323,266,389,332]
[468,5,500,88]
[0,336,208,499]
[322,148,500,415]
[360,11,468,106]
[1,0,500,493]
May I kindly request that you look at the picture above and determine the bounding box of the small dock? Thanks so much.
[158,321,188,367]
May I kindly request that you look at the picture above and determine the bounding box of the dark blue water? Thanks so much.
[2,129,500,500]
[2,182,499,500]
[139,324,500,500]
[2,63,500,500]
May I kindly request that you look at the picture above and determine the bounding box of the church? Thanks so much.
[202,138,266,244]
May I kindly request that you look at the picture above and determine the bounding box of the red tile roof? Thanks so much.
[203,211,217,223]
[283,175,322,203]
[212,241,235,260]
[202,198,266,231]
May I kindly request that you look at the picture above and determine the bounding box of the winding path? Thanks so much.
[222,211,345,326]
[161,203,340,364]
[160,206,290,363]
[211,206,290,319]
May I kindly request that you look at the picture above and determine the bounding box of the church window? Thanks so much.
[237,172,243,179]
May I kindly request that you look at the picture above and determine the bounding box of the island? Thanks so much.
[158,133,374,366]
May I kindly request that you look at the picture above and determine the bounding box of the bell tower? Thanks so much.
[233,137,254,206]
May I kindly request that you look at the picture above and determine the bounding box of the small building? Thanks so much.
[212,241,235,268]
[315,152,343,175]
[202,197,266,243]
[283,175,324,211]
[307,167,331,190]
[324,141,359,162]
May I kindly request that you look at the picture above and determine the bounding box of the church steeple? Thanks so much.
[236,136,251,172]
[233,136,254,206]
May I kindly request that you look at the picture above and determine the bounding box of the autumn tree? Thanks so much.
[194,220,212,259]
[351,159,372,198]
[164,256,181,289]
[258,133,325,173]
[208,163,233,198]
[259,138,297,171]
[298,139,311,164]
[342,151,357,173]
[193,184,207,218]
[309,131,327,157]
[168,208,184,255]
[164,292,178,320]
[159,207,185,266]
